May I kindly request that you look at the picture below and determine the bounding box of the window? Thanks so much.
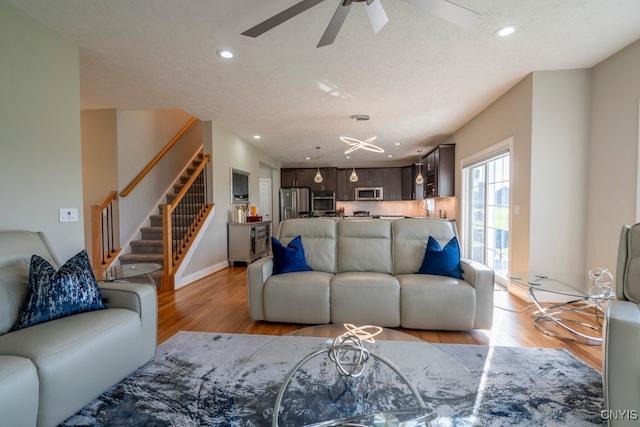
[463,143,511,285]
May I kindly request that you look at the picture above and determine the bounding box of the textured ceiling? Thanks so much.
[8,0,640,168]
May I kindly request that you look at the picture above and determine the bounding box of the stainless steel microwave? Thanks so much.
[356,187,383,201]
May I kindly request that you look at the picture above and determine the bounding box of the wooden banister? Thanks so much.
[162,154,213,291]
[91,191,121,279]
[120,116,198,197]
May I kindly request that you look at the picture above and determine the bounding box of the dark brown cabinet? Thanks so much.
[356,168,384,187]
[423,144,455,199]
[337,169,358,201]
[401,165,417,200]
[281,168,336,192]
[281,168,315,188]
[383,168,402,201]
[312,168,337,192]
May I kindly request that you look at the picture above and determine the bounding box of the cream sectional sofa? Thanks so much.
[0,230,157,427]
[247,218,494,330]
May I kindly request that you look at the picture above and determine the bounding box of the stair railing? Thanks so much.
[91,191,121,279]
[120,116,197,198]
[162,154,214,291]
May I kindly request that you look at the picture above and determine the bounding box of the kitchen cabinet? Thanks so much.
[356,168,384,187]
[401,165,417,200]
[383,168,402,201]
[337,169,358,201]
[423,144,455,198]
[312,167,337,192]
[281,168,313,188]
[281,168,337,192]
[227,221,271,265]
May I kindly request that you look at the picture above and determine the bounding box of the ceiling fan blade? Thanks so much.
[317,2,352,47]
[403,0,479,28]
[364,0,389,34]
[242,0,326,38]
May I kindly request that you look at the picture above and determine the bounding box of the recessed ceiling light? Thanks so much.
[394,142,401,146]
[217,49,235,59]
[305,156,311,160]
[387,154,393,158]
[253,135,261,140]
[495,25,516,37]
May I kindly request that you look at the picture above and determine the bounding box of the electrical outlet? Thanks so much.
[59,208,79,223]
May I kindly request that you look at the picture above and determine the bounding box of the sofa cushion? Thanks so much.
[393,218,458,275]
[271,235,312,275]
[418,236,463,279]
[278,218,337,274]
[12,250,106,331]
[331,272,400,326]
[337,219,393,274]
[397,273,476,330]
[264,271,332,324]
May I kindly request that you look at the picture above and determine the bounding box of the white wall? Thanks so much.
[0,1,84,261]
[530,70,591,279]
[587,39,640,275]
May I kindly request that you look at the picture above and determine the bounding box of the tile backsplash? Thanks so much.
[337,197,456,219]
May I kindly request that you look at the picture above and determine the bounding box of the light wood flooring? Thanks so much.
[157,266,604,371]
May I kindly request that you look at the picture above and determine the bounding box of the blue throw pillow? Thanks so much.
[271,235,312,275]
[12,250,106,330]
[417,236,464,279]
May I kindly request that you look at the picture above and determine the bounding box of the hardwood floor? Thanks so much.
[157,265,604,371]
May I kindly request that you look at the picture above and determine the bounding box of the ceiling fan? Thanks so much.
[242,0,480,48]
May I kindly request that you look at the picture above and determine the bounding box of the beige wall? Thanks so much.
[587,39,640,275]
[0,1,84,261]
[175,121,280,288]
[81,109,119,257]
[453,75,533,274]
[116,109,201,244]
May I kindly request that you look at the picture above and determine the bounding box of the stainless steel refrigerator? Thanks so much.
[280,187,310,220]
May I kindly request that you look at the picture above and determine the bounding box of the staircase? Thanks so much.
[119,153,206,286]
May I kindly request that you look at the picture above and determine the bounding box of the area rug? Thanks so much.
[61,331,604,426]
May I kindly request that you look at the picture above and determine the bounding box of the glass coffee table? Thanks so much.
[103,263,162,287]
[510,272,614,345]
[234,324,465,426]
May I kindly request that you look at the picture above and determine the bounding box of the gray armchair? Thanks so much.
[603,223,640,425]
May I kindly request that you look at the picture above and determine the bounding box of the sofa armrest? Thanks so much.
[246,256,274,321]
[97,281,158,351]
[603,300,640,423]
[460,258,494,329]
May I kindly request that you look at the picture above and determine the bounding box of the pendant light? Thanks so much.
[349,152,358,183]
[314,146,323,183]
[415,150,424,184]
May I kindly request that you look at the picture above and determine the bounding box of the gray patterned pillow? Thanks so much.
[12,250,106,330]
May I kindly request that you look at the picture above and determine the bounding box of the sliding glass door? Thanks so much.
[464,151,510,285]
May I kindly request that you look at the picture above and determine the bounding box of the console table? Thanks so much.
[227,220,271,265]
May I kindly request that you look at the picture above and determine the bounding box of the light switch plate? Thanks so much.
[59,208,79,222]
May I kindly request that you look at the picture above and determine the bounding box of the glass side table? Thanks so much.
[104,263,162,287]
[510,272,614,345]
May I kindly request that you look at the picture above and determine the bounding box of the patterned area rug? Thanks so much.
[61,331,604,426]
